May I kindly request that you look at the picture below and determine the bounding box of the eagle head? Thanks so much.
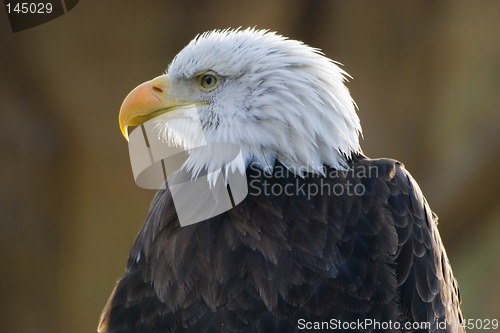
[119,28,362,178]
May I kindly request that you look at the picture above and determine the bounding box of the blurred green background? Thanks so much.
[1,1,499,332]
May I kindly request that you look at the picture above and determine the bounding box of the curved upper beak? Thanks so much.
[119,75,172,140]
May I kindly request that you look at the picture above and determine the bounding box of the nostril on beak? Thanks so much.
[152,86,163,93]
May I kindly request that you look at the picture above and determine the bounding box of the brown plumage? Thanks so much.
[99,156,464,332]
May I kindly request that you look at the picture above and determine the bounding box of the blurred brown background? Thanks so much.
[1,1,499,332]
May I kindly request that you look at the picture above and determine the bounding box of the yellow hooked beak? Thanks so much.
[119,75,172,140]
[119,75,203,140]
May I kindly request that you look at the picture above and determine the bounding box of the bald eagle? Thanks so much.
[98,28,464,333]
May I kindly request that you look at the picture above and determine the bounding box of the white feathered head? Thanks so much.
[119,28,362,178]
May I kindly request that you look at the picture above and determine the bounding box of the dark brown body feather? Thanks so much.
[99,156,464,332]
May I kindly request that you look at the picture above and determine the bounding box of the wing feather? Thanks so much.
[99,158,464,333]
[392,163,464,332]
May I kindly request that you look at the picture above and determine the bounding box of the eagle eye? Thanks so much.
[199,73,219,91]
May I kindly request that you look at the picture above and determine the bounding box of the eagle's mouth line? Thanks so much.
[128,108,174,126]
[129,103,208,126]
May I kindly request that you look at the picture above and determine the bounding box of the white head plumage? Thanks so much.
[147,28,362,179]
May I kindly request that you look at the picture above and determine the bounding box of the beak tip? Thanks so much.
[119,120,129,141]
[122,128,130,141]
